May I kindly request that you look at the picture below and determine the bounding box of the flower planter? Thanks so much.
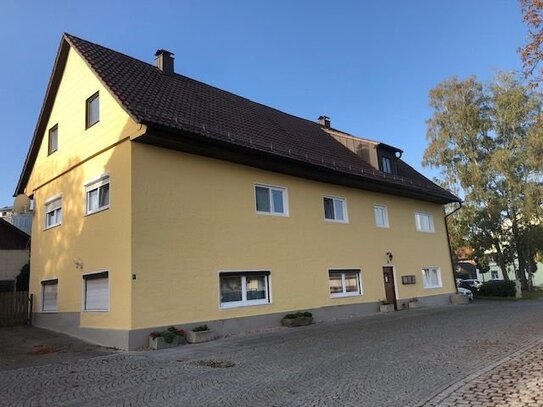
[148,335,179,350]
[281,316,313,327]
[186,329,216,344]
[379,303,395,313]
[408,301,420,309]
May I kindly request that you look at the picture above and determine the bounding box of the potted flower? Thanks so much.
[148,326,185,350]
[379,300,395,313]
[281,311,313,327]
[186,325,216,344]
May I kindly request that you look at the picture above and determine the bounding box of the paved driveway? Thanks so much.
[1,299,543,406]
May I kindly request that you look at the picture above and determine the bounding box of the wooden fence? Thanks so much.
[0,291,32,327]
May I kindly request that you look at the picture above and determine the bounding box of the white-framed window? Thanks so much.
[220,271,270,309]
[86,92,100,128]
[41,279,58,312]
[44,196,62,229]
[83,271,109,311]
[374,204,389,228]
[48,125,58,155]
[328,269,361,297]
[323,196,347,222]
[422,267,442,289]
[255,184,288,216]
[381,156,392,174]
[85,175,110,215]
[491,270,499,279]
[415,212,434,232]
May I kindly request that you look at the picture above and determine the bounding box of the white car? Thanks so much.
[457,287,474,301]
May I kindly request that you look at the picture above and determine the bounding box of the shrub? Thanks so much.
[478,280,516,297]
[284,311,312,319]
[192,325,209,332]
[149,326,185,342]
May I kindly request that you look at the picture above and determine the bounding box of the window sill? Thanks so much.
[85,119,100,130]
[220,300,271,310]
[40,310,58,314]
[330,292,361,298]
[256,211,289,217]
[43,223,61,231]
[423,286,442,289]
[375,224,390,229]
[416,229,435,233]
[324,219,349,224]
[85,206,110,217]
[82,309,109,313]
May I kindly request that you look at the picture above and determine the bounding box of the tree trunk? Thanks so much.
[511,218,530,290]
[494,241,510,281]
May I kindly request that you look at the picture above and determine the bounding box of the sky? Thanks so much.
[0,0,528,208]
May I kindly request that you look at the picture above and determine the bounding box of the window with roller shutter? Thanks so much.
[83,272,109,311]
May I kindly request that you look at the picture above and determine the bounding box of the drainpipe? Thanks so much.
[444,201,463,294]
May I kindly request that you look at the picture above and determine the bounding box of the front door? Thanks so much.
[383,267,397,309]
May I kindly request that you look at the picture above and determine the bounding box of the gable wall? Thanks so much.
[27,47,142,332]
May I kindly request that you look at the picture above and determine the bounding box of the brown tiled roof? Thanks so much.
[16,33,459,204]
[0,218,29,250]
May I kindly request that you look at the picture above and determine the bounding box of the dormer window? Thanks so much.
[381,157,392,174]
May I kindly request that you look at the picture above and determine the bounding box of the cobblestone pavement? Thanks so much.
[425,340,543,406]
[1,299,543,406]
[0,326,114,371]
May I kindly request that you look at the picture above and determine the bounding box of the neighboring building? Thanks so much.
[0,218,30,292]
[16,34,460,350]
[0,206,32,235]
[480,261,543,287]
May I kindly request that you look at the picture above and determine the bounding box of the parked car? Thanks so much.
[458,280,476,292]
[461,279,482,291]
[457,287,474,302]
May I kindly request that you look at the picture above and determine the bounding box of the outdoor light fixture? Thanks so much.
[386,252,393,263]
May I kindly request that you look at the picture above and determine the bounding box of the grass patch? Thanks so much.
[520,289,543,300]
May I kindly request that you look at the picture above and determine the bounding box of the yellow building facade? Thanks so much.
[18,34,459,350]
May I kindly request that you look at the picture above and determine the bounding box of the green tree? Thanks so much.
[424,73,543,289]
[16,262,30,292]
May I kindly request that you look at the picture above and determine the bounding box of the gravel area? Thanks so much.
[1,299,543,406]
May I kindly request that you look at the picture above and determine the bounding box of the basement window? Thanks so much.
[86,92,100,128]
[220,271,270,309]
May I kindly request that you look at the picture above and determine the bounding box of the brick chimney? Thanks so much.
[317,115,331,128]
[154,49,175,75]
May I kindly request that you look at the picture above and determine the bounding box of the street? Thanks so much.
[1,299,542,406]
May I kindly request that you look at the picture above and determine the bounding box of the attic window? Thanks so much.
[86,92,100,128]
[48,125,58,155]
[381,157,392,174]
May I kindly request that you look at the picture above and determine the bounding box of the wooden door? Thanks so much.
[382,267,397,309]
